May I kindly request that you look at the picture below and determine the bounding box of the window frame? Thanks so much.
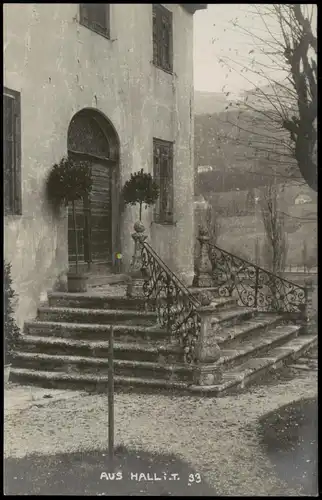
[79,4,110,39]
[152,4,173,74]
[3,87,22,216]
[153,138,174,224]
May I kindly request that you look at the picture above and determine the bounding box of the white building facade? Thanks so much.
[4,3,207,326]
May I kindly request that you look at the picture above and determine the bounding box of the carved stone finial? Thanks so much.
[194,226,213,288]
[127,221,148,298]
[198,225,209,239]
[134,220,145,233]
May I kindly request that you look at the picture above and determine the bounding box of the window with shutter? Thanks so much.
[153,139,174,223]
[152,4,173,73]
[79,4,110,38]
[3,88,22,216]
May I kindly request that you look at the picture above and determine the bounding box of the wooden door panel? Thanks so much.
[90,162,112,263]
[68,227,85,262]
[68,161,113,266]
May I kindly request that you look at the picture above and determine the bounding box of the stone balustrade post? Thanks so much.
[193,292,222,386]
[303,278,317,335]
[126,221,148,298]
[193,226,213,288]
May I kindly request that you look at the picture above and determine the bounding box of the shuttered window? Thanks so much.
[153,4,173,73]
[79,4,110,38]
[153,139,174,223]
[3,88,22,216]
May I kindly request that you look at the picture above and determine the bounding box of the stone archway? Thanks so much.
[67,108,120,273]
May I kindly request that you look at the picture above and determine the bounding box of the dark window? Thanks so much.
[153,138,174,223]
[79,4,110,38]
[153,4,173,73]
[3,88,21,216]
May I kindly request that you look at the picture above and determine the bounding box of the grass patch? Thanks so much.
[4,445,217,496]
[257,396,318,496]
[258,397,317,452]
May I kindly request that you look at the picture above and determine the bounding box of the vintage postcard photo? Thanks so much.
[4,3,317,496]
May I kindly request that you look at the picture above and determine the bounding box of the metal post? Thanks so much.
[72,200,78,274]
[254,267,259,308]
[166,274,172,335]
[108,325,114,462]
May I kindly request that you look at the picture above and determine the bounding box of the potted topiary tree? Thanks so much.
[45,156,93,292]
[4,262,20,384]
[122,168,159,221]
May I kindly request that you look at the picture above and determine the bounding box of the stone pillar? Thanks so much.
[126,221,148,298]
[193,227,213,288]
[303,278,317,335]
[193,293,222,386]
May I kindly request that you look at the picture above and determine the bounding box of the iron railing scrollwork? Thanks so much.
[141,241,201,364]
[207,242,307,314]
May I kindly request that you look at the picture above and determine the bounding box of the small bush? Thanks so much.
[45,156,92,213]
[122,169,159,221]
[4,262,20,364]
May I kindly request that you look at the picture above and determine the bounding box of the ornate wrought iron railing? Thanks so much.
[141,241,201,364]
[206,242,307,314]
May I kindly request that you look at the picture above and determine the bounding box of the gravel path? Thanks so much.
[4,369,317,496]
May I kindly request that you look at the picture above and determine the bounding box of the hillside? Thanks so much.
[194,85,302,194]
[193,87,317,269]
[194,109,276,193]
[194,91,229,115]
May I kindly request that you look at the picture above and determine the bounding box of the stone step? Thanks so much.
[212,307,255,328]
[189,292,238,310]
[87,274,130,286]
[218,324,301,370]
[10,335,317,396]
[48,292,237,312]
[24,321,170,342]
[298,357,318,366]
[11,352,193,382]
[47,292,151,311]
[37,307,158,326]
[16,322,300,373]
[288,363,317,371]
[189,335,317,397]
[217,314,285,348]
[9,368,190,395]
[17,335,183,363]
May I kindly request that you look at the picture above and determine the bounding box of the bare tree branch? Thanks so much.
[215,4,317,191]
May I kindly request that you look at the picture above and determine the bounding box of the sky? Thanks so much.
[193,4,317,96]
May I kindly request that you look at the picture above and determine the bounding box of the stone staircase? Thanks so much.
[10,283,317,396]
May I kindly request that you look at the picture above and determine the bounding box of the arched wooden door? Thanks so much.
[67,109,120,273]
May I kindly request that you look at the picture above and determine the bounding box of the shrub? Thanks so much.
[45,156,92,213]
[4,262,20,365]
[45,156,93,273]
[122,169,159,221]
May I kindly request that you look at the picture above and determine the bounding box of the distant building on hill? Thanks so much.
[295,194,313,205]
[198,165,213,174]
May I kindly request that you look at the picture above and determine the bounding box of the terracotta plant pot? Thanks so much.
[4,364,11,385]
[67,272,88,293]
